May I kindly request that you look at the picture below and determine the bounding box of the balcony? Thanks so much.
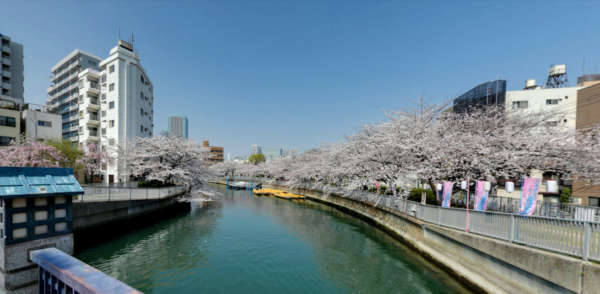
[2,82,11,90]
[87,115,100,126]
[1,45,10,54]
[1,58,10,66]
[1,70,10,78]
[87,87,99,96]
[68,135,79,142]
[87,131,100,142]
[87,102,100,111]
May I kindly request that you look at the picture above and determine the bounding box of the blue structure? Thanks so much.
[0,167,83,244]
[453,80,507,113]
[31,248,141,294]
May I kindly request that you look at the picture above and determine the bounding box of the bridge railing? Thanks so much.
[30,248,141,294]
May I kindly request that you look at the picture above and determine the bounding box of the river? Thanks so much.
[76,184,471,293]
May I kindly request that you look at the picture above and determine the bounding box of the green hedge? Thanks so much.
[408,188,436,204]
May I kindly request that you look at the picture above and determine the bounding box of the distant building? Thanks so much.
[202,140,224,164]
[263,147,283,163]
[0,99,20,146]
[0,33,24,101]
[251,144,262,155]
[453,80,506,113]
[168,116,188,138]
[505,80,581,130]
[578,74,600,88]
[21,104,61,142]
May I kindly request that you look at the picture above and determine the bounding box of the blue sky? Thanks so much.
[2,1,600,156]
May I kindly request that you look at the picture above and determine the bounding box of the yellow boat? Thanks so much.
[272,191,305,199]
[253,188,272,196]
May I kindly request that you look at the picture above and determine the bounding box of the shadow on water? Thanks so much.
[76,185,472,294]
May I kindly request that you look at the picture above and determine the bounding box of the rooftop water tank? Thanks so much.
[525,79,537,89]
[549,64,567,76]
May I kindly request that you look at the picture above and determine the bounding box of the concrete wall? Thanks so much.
[73,193,187,232]
[274,185,600,294]
[21,109,61,142]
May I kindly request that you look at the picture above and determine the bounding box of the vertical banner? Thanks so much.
[519,177,541,216]
[392,183,397,197]
[442,181,453,208]
[474,181,489,211]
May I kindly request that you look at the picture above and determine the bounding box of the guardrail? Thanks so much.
[78,186,187,202]
[269,182,600,262]
[30,248,141,294]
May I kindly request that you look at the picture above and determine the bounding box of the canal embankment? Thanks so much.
[73,186,190,250]
[254,183,600,294]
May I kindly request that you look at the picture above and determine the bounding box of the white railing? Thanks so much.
[78,185,186,202]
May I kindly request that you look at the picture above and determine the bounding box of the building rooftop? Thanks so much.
[0,167,84,198]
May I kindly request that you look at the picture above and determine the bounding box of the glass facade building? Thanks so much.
[453,80,507,113]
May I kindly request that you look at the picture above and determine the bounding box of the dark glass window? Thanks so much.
[0,116,16,127]
[0,136,14,146]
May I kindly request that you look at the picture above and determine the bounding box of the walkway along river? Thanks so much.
[76,184,472,293]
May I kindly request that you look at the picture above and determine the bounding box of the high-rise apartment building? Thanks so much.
[251,144,262,155]
[46,49,101,143]
[0,33,24,101]
[99,40,154,183]
[168,116,188,138]
[46,40,154,183]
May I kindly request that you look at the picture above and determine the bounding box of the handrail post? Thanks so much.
[509,214,515,242]
[129,188,132,200]
[584,222,591,261]
[438,206,442,225]
[108,187,111,201]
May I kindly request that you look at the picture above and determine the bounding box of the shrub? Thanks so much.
[559,187,572,203]
[408,188,436,204]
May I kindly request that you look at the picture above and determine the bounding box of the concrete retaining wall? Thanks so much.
[274,185,600,294]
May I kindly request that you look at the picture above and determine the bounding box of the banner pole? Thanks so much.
[466,179,470,233]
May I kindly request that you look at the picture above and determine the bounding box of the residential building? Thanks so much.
[0,100,20,146]
[168,116,188,138]
[263,147,283,163]
[46,40,154,183]
[21,104,61,142]
[452,80,506,113]
[202,140,224,164]
[99,40,154,183]
[505,80,581,130]
[46,49,101,144]
[0,33,24,101]
[573,83,600,205]
[251,144,262,155]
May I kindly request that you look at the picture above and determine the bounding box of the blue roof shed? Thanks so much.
[0,167,84,198]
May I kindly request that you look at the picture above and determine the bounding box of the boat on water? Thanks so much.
[227,181,251,190]
[272,191,305,199]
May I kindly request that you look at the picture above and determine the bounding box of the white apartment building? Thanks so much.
[46,50,101,143]
[21,104,62,142]
[99,40,154,183]
[505,80,581,130]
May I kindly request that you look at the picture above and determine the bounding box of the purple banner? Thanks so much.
[474,181,489,211]
[519,177,541,216]
[442,181,453,208]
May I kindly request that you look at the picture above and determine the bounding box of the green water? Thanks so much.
[76,185,471,293]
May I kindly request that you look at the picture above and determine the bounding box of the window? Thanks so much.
[109,65,115,73]
[140,125,144,132]
[102,128,106,135]
[140,92,144,100]
[109,120,115,128]
[109,83,114,91]
[37,120,52,127]
[140,108,144,116]
[108,138,115,146]
[101,93,106,100]
[140,75,144,84]
[101,110,106,117]
[0,116,16,127]
[0,136,14,146]
[546,99,561,105]
[109,101,114,109]
[512,101,528,109]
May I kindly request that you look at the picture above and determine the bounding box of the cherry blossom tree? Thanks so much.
[119,136,210,188]
[0,138,64,167]
[80,143,109,182]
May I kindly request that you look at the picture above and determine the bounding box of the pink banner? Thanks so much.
[474,181,489,211]
[519,177,541,215]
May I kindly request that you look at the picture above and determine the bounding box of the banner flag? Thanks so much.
[474,181,489,211]
[519,177,541,216]
[442,181,453,208]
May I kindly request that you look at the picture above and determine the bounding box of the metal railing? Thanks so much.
[78,185,186,202]
[268,182,600,262]
[30,247,141,294]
